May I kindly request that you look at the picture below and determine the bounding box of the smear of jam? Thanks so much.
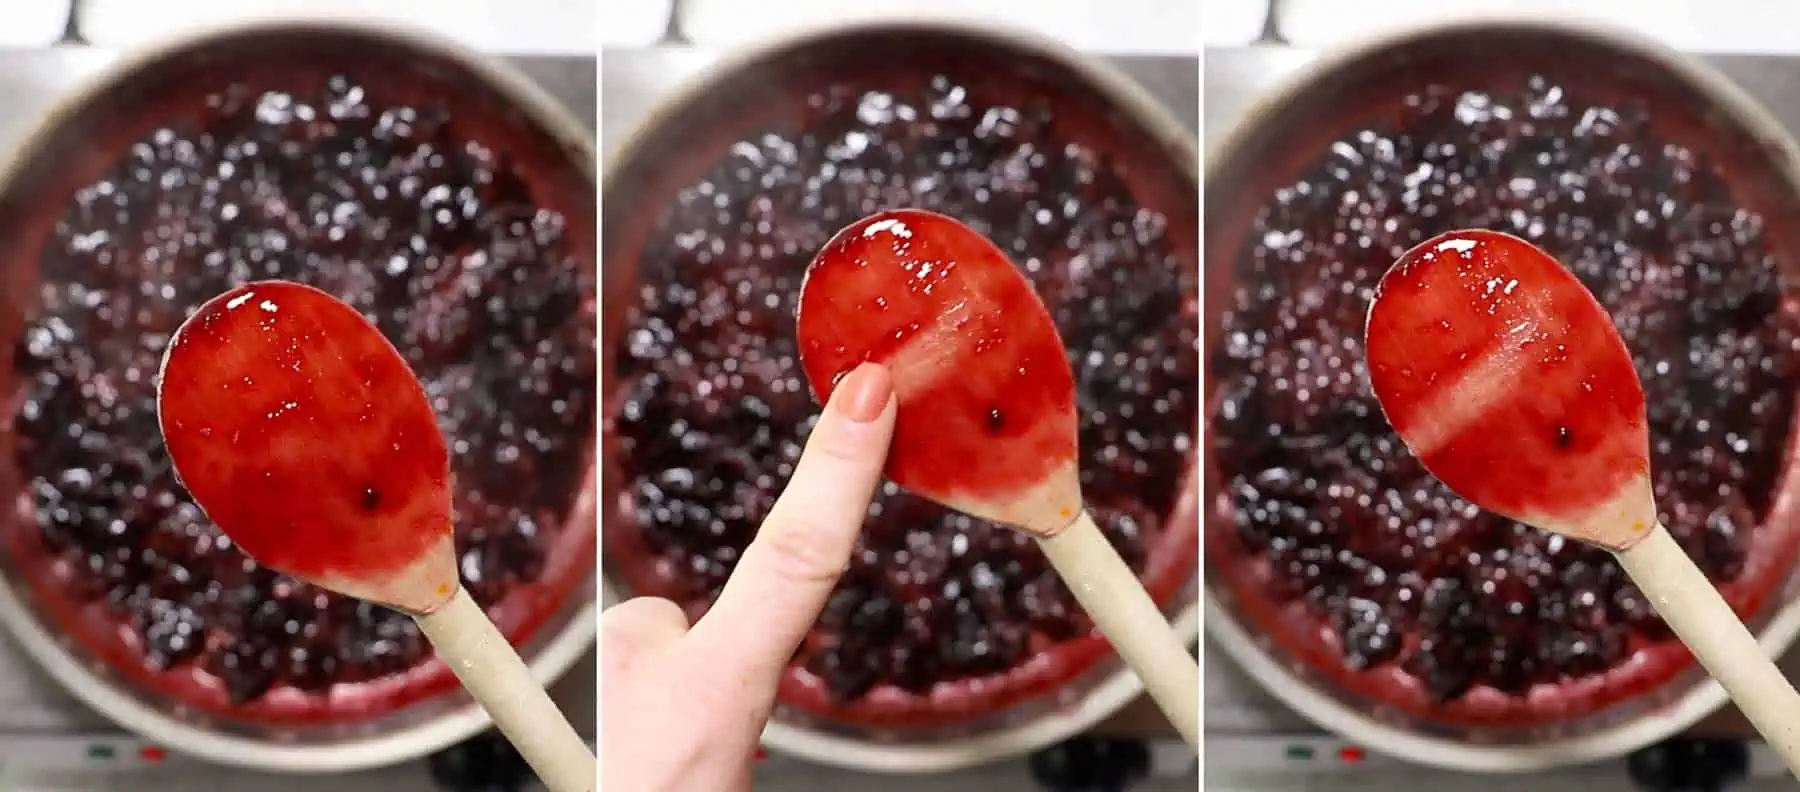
[798,209,1078,510]
[1366,229,1650,526]
[157,281,450,588]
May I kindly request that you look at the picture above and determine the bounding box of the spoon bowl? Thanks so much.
[1366,229,1655,548]
[158,282,458,611]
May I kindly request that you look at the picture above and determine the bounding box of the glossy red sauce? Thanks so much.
[797,209,1079,505]
[157,281,451,586]
[1365,229,1651,526]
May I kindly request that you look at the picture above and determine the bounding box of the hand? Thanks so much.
[599,362,897,792]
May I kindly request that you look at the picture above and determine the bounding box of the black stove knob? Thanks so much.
[1626,737,1750,792]
[427,731,537,792]
[1027,736,1152,792]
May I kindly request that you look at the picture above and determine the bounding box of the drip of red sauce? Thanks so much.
[1364,229,1650,525]
[796,209,1078,505]
[156,280,451,585]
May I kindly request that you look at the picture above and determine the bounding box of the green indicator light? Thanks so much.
[88,744,116,760]
[1285,745,1315,760]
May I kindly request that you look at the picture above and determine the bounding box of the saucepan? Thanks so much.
[0,16,598,773]
[1204,14,1800,772]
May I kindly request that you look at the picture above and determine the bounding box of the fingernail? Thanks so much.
[835,362,892,423]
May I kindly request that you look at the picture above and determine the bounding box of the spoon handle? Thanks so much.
[414,586,596,792]
[1036,511,1199,747]
[1615,523,1800,778]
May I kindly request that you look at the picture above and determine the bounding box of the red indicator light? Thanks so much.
[140,745,167,763]
[1339,746,1365,763]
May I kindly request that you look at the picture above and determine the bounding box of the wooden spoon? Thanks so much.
[155,281,595,792]
[796,208,1200,746]
[1364,228,1800,774]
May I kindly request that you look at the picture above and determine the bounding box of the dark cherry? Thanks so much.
[611,76,1198,707]
[10,75,595,708]
[1212,78,1798,705]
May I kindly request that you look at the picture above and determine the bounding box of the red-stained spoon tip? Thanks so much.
[1364,229,1655,549]
[155,280,457,612]
[796,208,1082,535]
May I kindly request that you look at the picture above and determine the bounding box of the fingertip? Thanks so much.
[831,362,895,424]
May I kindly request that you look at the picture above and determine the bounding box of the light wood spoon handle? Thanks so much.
[1615,523,1800,777]
[1036,511,1199,747]
[415,587,596,792]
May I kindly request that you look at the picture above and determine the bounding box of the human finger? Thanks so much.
[683,362,896,689]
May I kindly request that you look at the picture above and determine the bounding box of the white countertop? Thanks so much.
[75,0,1235,54]
[80,0,604,53]
[678,0,1208,54]
[1276,0,1800,54]
[0,0,70,48]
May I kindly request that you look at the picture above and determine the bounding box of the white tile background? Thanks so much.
[597,0,673,47]
[1276,0,1800,54]
[1201,0,1269,48]
[677,0,1209,54]
[77,0,1241,54]
[80,0,604,53]
[0,0,70,48]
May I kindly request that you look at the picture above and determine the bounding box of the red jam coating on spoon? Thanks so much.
[797,209,1079,507]
[157,281,451,586]
[1365,229,1650,528]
